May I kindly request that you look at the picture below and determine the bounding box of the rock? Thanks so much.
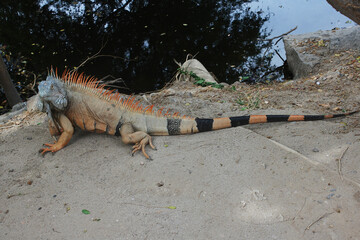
[283,26,360,79]
[327,0,360,25]
[0,101,27,124]
[177,59,218,83]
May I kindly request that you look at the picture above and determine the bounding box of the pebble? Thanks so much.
[157,181,164,187]
[326,193,335,199]
[312,148,319,152]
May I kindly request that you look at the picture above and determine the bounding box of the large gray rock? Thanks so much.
[283,26,360,79]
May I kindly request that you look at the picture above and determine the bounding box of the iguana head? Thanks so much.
[38,75,68,111]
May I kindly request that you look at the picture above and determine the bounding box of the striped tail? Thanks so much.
[192,111,358,133]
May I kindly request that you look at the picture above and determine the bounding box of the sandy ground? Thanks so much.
[0,47,360,239]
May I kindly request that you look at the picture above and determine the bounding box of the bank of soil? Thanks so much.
[0,41,359,239]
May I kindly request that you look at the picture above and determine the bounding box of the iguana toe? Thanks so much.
[40,141,65,155]
[130,136,155,159]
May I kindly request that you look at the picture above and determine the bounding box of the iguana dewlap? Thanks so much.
[35,70,357,159]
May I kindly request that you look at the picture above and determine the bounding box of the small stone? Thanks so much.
[312,148,319,152]
[326,193,335,199]
[157,181,164,187]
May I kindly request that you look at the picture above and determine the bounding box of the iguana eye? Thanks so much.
[50,85,54,90]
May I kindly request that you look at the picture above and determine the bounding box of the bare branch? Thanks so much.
[337,146,350,180]
[305,212,334,232]
[73,40,136,71]
[260,26,298,42]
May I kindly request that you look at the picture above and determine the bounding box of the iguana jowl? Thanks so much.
[36,70,357,159]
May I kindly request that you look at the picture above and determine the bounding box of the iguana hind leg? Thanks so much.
[40,113,74,155]
[120,123,156,159]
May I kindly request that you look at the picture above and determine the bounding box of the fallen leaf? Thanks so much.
[82,209,90,215]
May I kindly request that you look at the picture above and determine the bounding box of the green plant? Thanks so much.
[178,68,224,89]
[235,93,261,110]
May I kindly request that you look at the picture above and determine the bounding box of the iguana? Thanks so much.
[35,69,357,159]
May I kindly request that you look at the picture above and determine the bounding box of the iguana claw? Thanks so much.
[131,135,156,159]
[39,142,58,155]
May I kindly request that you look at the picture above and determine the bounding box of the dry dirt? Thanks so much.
[0,48,359,239]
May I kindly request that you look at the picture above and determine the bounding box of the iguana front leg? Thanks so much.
[40,113,74,155]
[48,119,62,136]
[120,123,156,159]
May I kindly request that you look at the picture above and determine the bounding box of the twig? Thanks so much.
[76,41,107,69]
[76,54,130,70]
[98,75,123,83]
[97,75,128,88]
[274,49,285,62]
[260,26,298,42]
[292,198,307,221]
[7,193,26,199]
[121,0,133,10]
[274,37,283,45]
[304,212,334,232]
[260,26,298,61]
[29,71,38,94]
[74,40,135,71]
[0,126,12,129]
[120,202,176,209]
[337,146,349,181]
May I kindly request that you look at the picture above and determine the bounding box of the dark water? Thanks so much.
[0,0,355,99]
[0,0,273,95]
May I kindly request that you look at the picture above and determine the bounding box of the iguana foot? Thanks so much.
[39,143,54,155]
[120,123,157,159]
[41,114,74,155]
[131,135,156,159]
[39,142,62,155]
